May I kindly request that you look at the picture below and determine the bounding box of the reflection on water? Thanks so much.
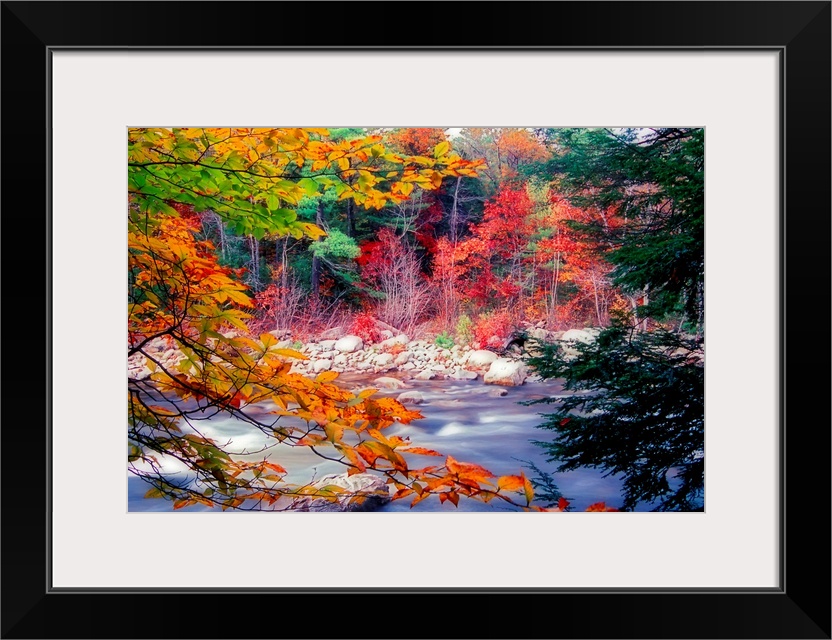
[128,376,654,513]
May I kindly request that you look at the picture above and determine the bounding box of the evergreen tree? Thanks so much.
[526,128,705,511]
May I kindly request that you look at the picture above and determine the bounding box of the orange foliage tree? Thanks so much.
[128,127,555,511]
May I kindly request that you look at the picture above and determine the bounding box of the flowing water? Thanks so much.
[128,375,650,512]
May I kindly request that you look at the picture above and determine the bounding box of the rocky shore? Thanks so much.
[127,326,606,388]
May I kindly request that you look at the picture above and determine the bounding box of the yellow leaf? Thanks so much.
[522,472,534,505]
[274,348,307,360]
[315,370,339,383]
[324,422,344,443]
[433,140,450,157]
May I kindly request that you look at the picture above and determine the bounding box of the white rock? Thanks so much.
[127,366,152,380]
[319,339,337,351]
[483,358,527,386]
[374,353,394,366]
[528,327,550,341]
[373,376,409,390]
[414,370,436,381]
[393,351,412,366]
[334,354,348,365]
[334,335,364,353]
[319,326,346,340]
[449,369,478,380]
[292,473,391,512]
[356,361,372,371]
[488,387,509,397]
[466,349,499,368]
[561,329,596,344]
[379,334,410,349]
[397,391,424,405]
[400,362,416,371]
[312,359,332,373]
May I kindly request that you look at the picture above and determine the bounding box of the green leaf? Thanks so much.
[298,178,319,196]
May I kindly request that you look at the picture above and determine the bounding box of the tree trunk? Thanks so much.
[450,176,462,245]
[346,198,355,237]
[591,273,602,326]
[280,237,288,290]
[310,200,324,298]
[215,213,227,260]
[249,235,260,291]
[552,250,561,328]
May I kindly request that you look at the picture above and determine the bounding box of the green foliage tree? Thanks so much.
[526,128,705,511]
[526,323,704,511]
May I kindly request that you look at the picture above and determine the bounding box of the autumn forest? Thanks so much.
[128,127,705,512]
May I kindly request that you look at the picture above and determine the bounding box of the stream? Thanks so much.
[128,375,652,512]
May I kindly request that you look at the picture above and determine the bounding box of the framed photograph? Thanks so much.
[2,2,829,638]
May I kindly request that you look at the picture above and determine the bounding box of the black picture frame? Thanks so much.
[2,2,829,638]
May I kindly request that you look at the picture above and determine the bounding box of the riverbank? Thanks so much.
[127,327,606,388]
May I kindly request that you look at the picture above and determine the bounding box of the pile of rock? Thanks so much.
[128,326,605,388]
[286,333,531,386]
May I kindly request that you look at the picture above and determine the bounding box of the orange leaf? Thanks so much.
[263,462,287,475]
[586,502,618,512]
[391,488,414,500]
[343,446,367,473]
[400,447,443,457]
[446,455,495,484]
[497,475,525,492]
[355,442,380,466]
[410,492,430,509]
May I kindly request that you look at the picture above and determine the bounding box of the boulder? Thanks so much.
[483,358,527,386]
[379,334,410,349]
[334,335,364,353]
[393,351,412,366]
[319,326,346,340]
[414,370,436,381]
[312,359,332,373]
[528,327,550,341]
[318,339,337,351]
[449,369,478,381]
[400,362,416,371]
[372,376,409,390]
[466,350,499,368]
[488,387,509,397]
[292,473,392,512]
[397,391,425,405]
[561,328,597,344]
[374,353,394,366]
